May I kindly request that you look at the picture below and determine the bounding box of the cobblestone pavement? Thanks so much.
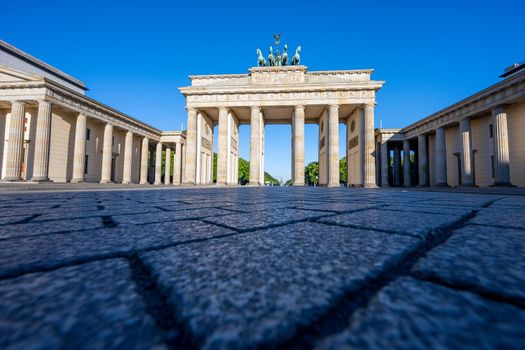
[0,187,524,349]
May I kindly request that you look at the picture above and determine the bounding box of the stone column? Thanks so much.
[363,104,377,188]
[435,126,448,187]
[164,147,171,185]
[393,144,401,186]
[492,106,513,186]
[328,104,339,187]
[174,141,182,185]
[380,142,389,187]
[183,108,197,184]
[71,113,88,183]
[418,134,428,186]
[217,107,228,185]
[99,123,113,183]
[31,101,53,181]
[139,137,149,184]
[154,142,163,185]
[249,106,261,185]
[403,140,411,187]
[122,130,133,184]
[293,105,305,186]
[459,118,475,186]
[3,101,25,180]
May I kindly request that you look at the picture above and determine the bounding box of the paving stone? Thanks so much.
[413,224,525,303]
[319,208,464,238]
[0,259,161,349]
[140,222,421,349]
[0,220,235,279]
[112,207,235,225]
[318,277,525,350]
[0,215,34,225]
[203,208,330,231]
[381,203,475,216]
[470,208,525,229]
[0,217,106,240]
[291,201,380,213]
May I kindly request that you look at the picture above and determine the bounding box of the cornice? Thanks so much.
[307,69,374,76]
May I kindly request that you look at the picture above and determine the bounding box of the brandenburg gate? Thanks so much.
[180,39,384,187]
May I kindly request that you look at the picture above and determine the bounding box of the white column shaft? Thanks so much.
[217,107,228,185]
[139,137,149,184]
[460,118,475,186]
[71,113,87,182]
[122,131,133,184]
[418,134,428,186]
[435,127,447,186]
[363,104,377,187]
[492,106,512,186]
[3,101,25,180]
[32,101,53,181]
[249,106,261,185]
[328,105,339,187]
[100,123,113,183]
[174,141,182,184]
[293,105,305,186]
[183,108,197,184]
[380,142,389,187]
[403,140,411,187]
[154,142,163,185]
[164,148,171,185]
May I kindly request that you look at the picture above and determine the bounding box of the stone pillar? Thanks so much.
[363,104,377,188]
[492,106,513,186]
[380,142,389,187]
[293,105,305,186]
[71,113,87,183]
[164,147,171,185]
[122,130,133,184]
[328,104,339,187]
[418,134,429,186]
[459,118,475,186]
[99,123,113,183]
[435,126,448,187]
[393,144,401,186]
[154,142,163,185]
[3,101,25,180]
[31,101,53,181]
[217,107,228,185]
[174,141,182,185]
[139,137,149,184]
[249,106,261,185]
[403,140,411,187]
[183,108,197,184]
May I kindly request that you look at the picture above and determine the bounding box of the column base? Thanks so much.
[364,183,378,189]
[99,180,112,184]
[139,181,148,185]
[31,177,52,183]
[435,183,450,187]
[327,183,340,188]
[2,177,22,181]
[70,178,85,183]
[292,183,305,187]
[490,182,516,187]
[122,181,132,185]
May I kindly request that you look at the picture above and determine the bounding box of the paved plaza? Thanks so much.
[0,187,524,349]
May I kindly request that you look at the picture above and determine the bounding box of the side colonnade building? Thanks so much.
[375,65,525,188]
[0,40,185,184]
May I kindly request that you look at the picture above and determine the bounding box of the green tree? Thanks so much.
[339,156,347,184]
[304,162,319,186]
[238,157,250,184]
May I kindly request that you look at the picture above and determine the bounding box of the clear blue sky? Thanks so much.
[2,0,524,181]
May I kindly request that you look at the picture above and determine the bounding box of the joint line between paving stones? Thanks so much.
[128,254,201,349]
[273,204,488,349]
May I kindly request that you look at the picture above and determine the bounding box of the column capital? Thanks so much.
[218,106,229,113]
[186,106,198,113]
[250,105,261,111]
[329,104,340,110]
[364,102,376,108]
[492,105,506,114]
[9,100,25,105]
[294,105,305,110]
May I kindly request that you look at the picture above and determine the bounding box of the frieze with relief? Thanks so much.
[201,137,212,150]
